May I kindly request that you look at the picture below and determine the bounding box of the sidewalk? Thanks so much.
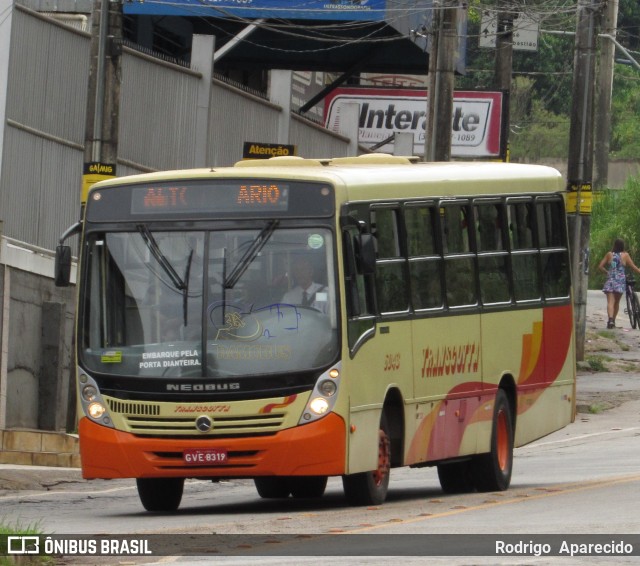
[579,290,640,411]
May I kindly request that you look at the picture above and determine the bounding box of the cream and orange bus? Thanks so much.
[56,154,576,511]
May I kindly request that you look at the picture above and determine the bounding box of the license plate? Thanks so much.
[183,448,228,465]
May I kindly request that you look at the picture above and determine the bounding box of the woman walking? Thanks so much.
[598,238,640,328]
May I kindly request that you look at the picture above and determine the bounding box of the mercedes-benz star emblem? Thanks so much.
[195,415,212,433]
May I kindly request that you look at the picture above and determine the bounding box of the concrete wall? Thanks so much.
[0,233,76,431]
[520,158,640,190]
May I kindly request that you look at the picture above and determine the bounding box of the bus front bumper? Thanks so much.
[78,412,346,479]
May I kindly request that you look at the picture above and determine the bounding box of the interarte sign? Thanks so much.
[324,88,504,158]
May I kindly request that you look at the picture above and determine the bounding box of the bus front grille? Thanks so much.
[124,413,286,435]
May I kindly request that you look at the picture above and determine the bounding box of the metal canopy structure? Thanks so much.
[124,0,431,75]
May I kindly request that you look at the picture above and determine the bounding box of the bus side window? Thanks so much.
[405,205,443,310]
[441,203,477,307]
[538,198,570,299]
[475,202,510,305]
[507,200,541,302]
[372,207,409,314]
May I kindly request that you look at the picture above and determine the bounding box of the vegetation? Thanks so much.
[458,0,640,161]
[0,522,50,566]
[589,175,640,289]
[586,355,608,372]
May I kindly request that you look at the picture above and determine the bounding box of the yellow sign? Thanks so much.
[82,162,116,204]
[242,142,297,159]
[565,183,592,214]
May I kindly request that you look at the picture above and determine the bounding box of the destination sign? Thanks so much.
[131,183,289,214]
[85,179,334,221]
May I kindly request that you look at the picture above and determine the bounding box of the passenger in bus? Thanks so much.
[598,238,640,328]
[282,256,328,313]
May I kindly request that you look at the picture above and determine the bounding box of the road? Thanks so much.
[2,290,640,564]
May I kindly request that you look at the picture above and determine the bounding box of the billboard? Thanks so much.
[324,88,504,158]
[124,0,388,20]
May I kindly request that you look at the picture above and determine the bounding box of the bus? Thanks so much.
[55,154,576,512]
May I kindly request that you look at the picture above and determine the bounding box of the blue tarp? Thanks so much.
[124,0,389,20]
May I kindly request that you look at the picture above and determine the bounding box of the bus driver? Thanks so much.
[282,257,328,313]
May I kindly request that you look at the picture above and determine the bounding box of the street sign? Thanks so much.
[480,12,539,51]
[242,142,297,160]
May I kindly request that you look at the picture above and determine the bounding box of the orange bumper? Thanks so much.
[79,412,346,479]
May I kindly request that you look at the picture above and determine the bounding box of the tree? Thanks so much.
[508,77,570,160]
[610,65,640,158]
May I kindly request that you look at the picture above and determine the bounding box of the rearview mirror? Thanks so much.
[55,245,72,287]
[357,234,376,275]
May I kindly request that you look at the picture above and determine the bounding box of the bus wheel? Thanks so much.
[289,476,328,498]
[342,416,391,506]
[254,477,291,498]
[136,478,184,512]
[437,460,475,494]
[471,389,513,492]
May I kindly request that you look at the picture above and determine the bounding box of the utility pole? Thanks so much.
[567,0,601,361]
[82,0,122,204]
[425,1,459,161]
[594,0,619,189]
[494,5,513,161]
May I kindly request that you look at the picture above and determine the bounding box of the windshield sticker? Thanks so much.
[209,302,303,342]
[215,344,292,361]
[307,234,324,249]
[139,349,201,370]
[101,350,122,363]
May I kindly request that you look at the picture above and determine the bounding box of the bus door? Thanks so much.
[341,205,414,474]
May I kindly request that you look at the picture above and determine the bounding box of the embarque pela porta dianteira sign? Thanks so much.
[81,161,116,204]
[243,142,297,160]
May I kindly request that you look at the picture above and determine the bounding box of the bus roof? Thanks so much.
[90,155,565,201]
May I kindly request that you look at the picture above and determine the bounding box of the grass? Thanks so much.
[587,403,607,414]
[596,329,616,340]
[0,521,53,566]
[585,355,610,372]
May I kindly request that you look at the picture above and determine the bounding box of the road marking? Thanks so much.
[345,474,640,533]
[0,484,136,502]
[529,427,640,447]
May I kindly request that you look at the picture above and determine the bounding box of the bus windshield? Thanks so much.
[79,226,338,379]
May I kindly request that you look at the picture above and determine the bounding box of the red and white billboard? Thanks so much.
[324,88,504,158]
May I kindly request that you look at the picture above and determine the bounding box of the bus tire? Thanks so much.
[290,476,328,498]
[437,460,475,494]
[342,415,391,506]
[254,477,291,498]
[471,389,513,492]
[136,477,184,512]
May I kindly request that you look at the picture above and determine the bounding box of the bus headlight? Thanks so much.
[82,385,98,402]
[318,379,337,397]
[299,362,341,425]
[88,402,106,419]
[309,397,330,415]
[78,370,115,428]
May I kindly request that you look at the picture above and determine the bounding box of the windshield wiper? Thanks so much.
[137,225,186,291]
[182,249,194,326]
[224,219,279,289]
